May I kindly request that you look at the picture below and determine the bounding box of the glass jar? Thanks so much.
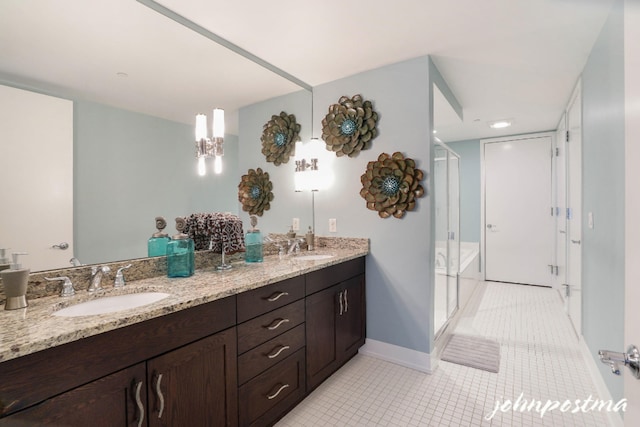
[167,236,194,277]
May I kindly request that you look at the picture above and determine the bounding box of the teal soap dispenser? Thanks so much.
[167,217,195,278]
[1,252,29,310]
[148,216,171,257]
[245,215,263,263]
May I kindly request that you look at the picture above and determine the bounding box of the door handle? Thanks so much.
[571,239,581,245]
[598,345,640,378]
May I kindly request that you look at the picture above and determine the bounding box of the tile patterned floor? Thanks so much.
[277,282,615,426]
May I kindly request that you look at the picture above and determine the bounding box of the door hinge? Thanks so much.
[548,265,559,276]
[551,207,554,216]
[566,130,570,143]
[567,208,573,220]
[555,147,560,156]
[562,283,570,297]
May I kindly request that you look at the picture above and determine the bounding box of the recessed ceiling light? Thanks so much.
[489,120,512,129]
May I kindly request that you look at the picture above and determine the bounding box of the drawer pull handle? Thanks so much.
[134,381,144,427]
[267,345,291,359]
[266,291,289,302]
[267,383,290,400]
[265,318,290,330]
[344,288,349,313]
[338,291,344,316]
[155,373,165,419]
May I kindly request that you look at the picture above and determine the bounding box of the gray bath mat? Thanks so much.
[441,334,500,373]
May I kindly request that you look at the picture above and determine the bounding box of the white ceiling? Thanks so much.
[0,0,614,141]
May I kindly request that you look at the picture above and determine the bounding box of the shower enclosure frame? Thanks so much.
[433,140,461,339]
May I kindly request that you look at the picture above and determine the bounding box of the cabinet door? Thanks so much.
[147,328,238,427]
[305,284,339,391]
[0,363,146,427]
[337,274,366,363]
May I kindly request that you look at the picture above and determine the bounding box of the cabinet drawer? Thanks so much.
[237,300,304,354]
[238,349,305,427]
[237,275,305,323]
[238,324,305,385]
[306,257,365,295]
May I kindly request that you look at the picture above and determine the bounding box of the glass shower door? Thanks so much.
[434,141,461,336]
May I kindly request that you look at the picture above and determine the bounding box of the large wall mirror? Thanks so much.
[0,0,309,271]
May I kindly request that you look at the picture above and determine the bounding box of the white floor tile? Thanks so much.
[276,282,614,426]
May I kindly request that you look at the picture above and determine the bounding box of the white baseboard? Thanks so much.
[579,336,624,427]
[359,339,435,373]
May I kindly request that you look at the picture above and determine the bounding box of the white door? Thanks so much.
[554,114,568,299]
[566,83,582,336]
[625,0,640,421]
[483,135,553,286]
[0,85,73,271]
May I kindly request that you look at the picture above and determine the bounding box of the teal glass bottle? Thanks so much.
[148,216,170,257]
[167,218,195,278]
[245,215,263,263]
[245,230,263,262]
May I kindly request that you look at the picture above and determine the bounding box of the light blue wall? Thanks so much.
[317,57,432,352]
[75,101,239,264]
[240,57,435,353]
[446,139,481,243]
[581,0,625,403]
[237,90,312,232]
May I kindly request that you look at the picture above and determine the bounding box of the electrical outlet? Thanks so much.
[329,218,337,233]
[292,218,300,231]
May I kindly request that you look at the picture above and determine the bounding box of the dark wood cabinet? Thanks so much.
[236,278,307,426]
[306,258,366,391]
[0,256,366,427]
[0,297,237,426]
[0,363,147,427]
[147,328,238,427]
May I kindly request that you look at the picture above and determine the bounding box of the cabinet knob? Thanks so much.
[134,381,144,427]
[267,383,290,400]
[266,291,289,302]
[265,318,290,331]
[155,373,165,419]
[267,345,290,359]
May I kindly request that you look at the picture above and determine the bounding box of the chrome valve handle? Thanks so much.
[599,345,640,378]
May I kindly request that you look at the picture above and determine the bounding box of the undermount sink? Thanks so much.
[294,254,335,261]
[53,292,171,317]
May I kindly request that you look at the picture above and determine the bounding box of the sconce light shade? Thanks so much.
[294,138,331,192]
[194,109,225,176]
[212,108,225,138]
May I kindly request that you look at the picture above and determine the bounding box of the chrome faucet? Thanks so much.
[287,238,305,255]
[89,265,111,292]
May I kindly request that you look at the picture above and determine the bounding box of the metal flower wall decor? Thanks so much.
[360,152,426,219]
[261,111,301,166]
[238,168,274,216]
[321,94,379,157]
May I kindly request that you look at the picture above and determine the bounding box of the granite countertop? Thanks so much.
[0,245,368,363]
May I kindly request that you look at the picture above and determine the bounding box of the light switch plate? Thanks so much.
[588,212,594,229]
[329,218,337,233]
[292,218,300,231]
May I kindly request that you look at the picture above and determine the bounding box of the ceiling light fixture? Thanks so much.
[489,120,512,129]
[195,108,225,176]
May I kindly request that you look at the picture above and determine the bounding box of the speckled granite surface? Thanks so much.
[0,237,368,363]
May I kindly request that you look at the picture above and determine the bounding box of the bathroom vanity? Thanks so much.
[0,244,367,426]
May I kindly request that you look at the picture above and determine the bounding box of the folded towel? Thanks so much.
[183,213,245,254]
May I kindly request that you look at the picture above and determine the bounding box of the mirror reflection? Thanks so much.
[0,0,308,271]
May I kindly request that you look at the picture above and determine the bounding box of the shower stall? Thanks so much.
[434,141,460,337]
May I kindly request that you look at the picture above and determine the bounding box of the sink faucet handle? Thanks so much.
[114,264,132,288]
[89,265,111,292]
[45,276,76,297]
